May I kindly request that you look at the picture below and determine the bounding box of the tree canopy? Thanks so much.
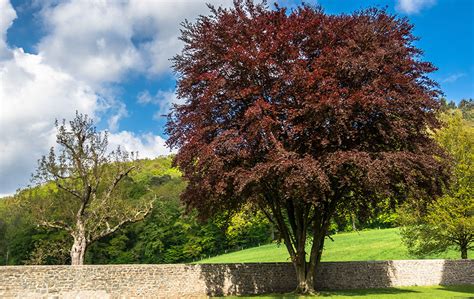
[400,109,473,259]
[167,1,449,293]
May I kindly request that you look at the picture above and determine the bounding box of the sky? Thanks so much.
[0,0,473,196]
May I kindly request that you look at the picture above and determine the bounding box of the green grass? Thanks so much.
[197,228,470,263]
[216,285,474,298]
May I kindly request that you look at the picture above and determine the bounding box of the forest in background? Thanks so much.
[0,156,274,265]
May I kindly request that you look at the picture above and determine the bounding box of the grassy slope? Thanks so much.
[217,285,474,298]
[198,228,470,263]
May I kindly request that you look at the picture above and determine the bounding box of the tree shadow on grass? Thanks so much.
[211,287,418,298]
[439,259,474,297]
[317,287,418,297]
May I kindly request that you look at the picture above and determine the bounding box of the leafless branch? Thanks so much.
[38,220,72,232]
[56,182,82,200]
[103,166,136,203]
[91,200,153,242]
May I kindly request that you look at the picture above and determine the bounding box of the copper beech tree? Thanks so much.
[166,1,449,294]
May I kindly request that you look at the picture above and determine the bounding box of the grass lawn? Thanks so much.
[197,228,470,263]
[215,285,474,298]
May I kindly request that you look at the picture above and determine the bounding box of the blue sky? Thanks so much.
[0,0,473,195]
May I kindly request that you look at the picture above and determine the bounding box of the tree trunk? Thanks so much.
[263,196,332,295]
[351,213,357,231]
[294,257,316,294]
[298,211,330,295]
[70,236,87,265]
[460,243,468,259]
[292,223,327,294]
[70,231,87,265]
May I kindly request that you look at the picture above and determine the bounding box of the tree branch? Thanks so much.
[267,193,296,259]
[38,220,73,232]
[61,141,88,187]
[56,182,82,200]
[103,166,136,203]
[257,199,275,225]
[91,201,153,243]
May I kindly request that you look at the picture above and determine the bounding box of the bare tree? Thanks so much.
[28,112,153,265]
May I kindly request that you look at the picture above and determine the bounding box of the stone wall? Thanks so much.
[0,260,472,298]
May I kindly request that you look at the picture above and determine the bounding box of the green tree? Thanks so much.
[0,196,38,265]
[226,206,272,249]
[458,99,473,121]
[400,110,473,259]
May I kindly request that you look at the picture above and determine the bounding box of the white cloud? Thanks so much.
[396,0,436,14]
[38,1,143,85]
[108,131,173,159]
[137,90,154,105]
[0,0,236,195]
[107,101,129,132]
[0,46,169,194]
[0,0,16,59]
[0,48,101,194]
[137,89,184,120]
[442,73,466,83]
[37,0,233,85]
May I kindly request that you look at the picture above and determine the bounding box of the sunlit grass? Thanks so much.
[197,228,470,264]
[215,285,474,298]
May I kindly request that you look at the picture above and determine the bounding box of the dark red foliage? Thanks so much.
[166,1,449,292]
